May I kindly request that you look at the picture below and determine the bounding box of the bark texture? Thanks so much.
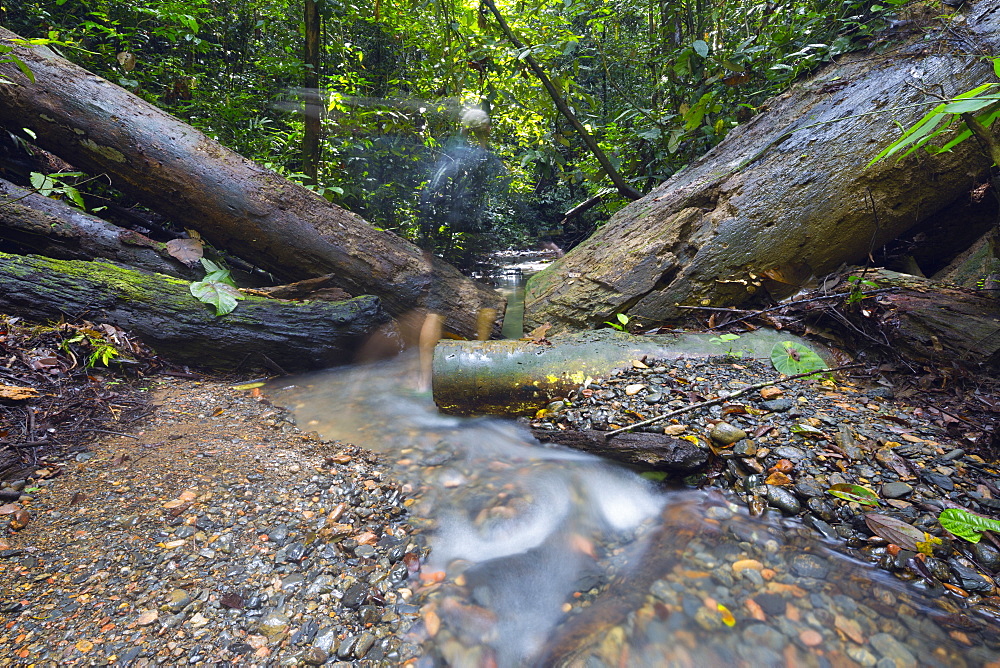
[525,2,1000,332]
[0,177,196,278]
[0,252,389,371]
[0,28,504,340]
[800,269,1000,369]
[531,428,708,471]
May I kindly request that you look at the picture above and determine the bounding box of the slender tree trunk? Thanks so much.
[479,0,641,201]
[303,0,322,184]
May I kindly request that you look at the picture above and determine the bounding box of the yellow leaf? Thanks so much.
[75,639,94,653]
[916,533,942,556]
[717,603,736,627]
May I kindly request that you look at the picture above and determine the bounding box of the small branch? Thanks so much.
[603,363,863,438]
[674,287,899,330]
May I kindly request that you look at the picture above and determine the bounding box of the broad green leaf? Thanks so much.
[190,280,243,316]
[63,185,85,210]
[994,57,1000,78]
[938,508,1000,543]
[827,483,880,506]
[692,40,709,57]
[770,341,826,376]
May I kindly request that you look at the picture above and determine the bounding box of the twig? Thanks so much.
[681,287,900,330]
[82,429,140,438]
[603,363,863,438]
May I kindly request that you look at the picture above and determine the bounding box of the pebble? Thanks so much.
[766,485,801,515]
[880,482,913,499]
[710,422,747,447]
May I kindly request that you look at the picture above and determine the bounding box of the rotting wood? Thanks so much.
[0,27,505,340]
[531,428,708,471]
[524,2,1000,332]
[0,177,197,279]
[0,251,389,371]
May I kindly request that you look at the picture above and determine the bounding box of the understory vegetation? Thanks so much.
[7,0,915,268]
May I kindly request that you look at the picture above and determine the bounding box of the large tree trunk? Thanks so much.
[524,2,1000,333]
[0,28,504,340]
[0,177,197,278]
[0,251,389,371]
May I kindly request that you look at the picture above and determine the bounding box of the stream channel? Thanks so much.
[268,258,1000,667]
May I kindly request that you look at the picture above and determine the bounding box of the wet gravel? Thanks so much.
[530,356,1000,654]
[0,377,424,666]
[3,353,1000,667]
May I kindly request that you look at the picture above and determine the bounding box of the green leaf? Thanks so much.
[770,341,826,376]
[938,508,1000,543]
[827,483,880,507]
[941,96,1000,115]
[190,280,244,316]
[692,40,709,58]
[994,57,1000,79]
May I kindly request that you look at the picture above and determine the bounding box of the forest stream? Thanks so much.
[268,352,1000,667]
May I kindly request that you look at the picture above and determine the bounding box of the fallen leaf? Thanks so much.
[165,237,204,266]
[0,503,20,515]
[765,471,792,486]
[864,513,926,551]
[75,639,94,653]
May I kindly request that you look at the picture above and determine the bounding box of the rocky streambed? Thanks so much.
[1,353,999,667]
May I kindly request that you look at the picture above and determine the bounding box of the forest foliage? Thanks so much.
[5,0,911,268]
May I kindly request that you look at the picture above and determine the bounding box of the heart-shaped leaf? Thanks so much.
[771,341,827,376]
[190,280,243,316]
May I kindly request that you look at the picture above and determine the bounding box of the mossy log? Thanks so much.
[0,252,389,371]
[0,177,196,279]
[524,2,1000,333]
[0,28,504,340]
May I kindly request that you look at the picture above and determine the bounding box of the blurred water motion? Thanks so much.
[269,355,1000,667]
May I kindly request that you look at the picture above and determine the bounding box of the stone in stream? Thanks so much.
[762,398,794,412]
[881,482,913,499]
[972,542,1000,572]
[710,421,747,447]
[766,485,801,515]
[790,553,830,579]
[259,610,291,641]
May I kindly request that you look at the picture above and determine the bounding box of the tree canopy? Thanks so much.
[5,0,907,268]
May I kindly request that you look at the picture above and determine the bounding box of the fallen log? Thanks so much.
[0,28,504,340]
[0,177,196,279]
[791,269,1000,369]
[432,329,832,416]
[0,251,389,371]
[524,1,1000,333]
[531,428,707,471]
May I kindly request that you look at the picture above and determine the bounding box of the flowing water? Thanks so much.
[269,354,1000,667]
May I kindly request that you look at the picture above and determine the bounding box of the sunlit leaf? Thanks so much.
[939,508,1000,543]
[827,483,880,506]
[190,280,243,316]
